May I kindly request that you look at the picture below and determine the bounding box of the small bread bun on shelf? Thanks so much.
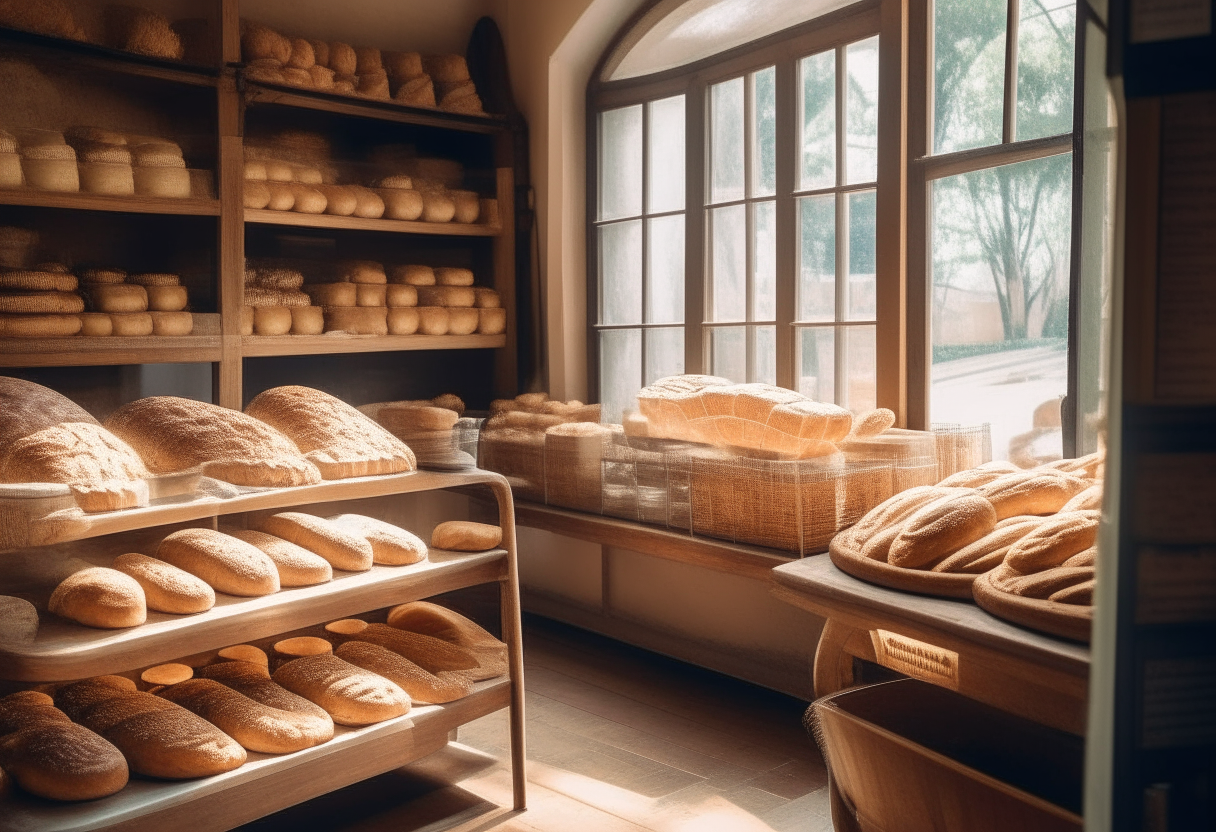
[78,312,113,336]
[349,186,385,219]
[156,527,281,597]
[49,567,147,629]
[329,42,358,76]
[258,512,373,572]
[384,51,424,81]
[310,40,330,68]
[386,284,417,308]
[386,306,419,335]
[473,287,501,308]
[317,185,357,216]
[282,67,312,87]
[335,259,387,284]
[478,307,507,335]
[21,141,79,192]
[286,38,315,69]
[451,190,481,223]
[420,190,456,223]
[416,306,449,335]
[357,70,391,100]
[110,312,154,336]
[422,54,471,86]
[308,64,336,90]
[104,5,184,60]
[222,527,333,587]
[77,143,134,196]
[244,180,271,209]
[245,58,285,84]
[302,282,357,308]
[150,311,193,336]
[253,306,292,336]
[113,552,215,614]
[435,267,474,287]
[416,285,474,308]
[432,520,502,552]
[265,181,295,211]
[390,264,435,286]
[380,186,424,221]
[447,307,479,336]
[290,305,325,335]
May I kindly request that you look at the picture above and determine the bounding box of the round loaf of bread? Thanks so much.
[355,284,386,307]
[387,307,419,335]
[223,528,333,587]
[243,180,271,209]
[141,663,193,686]
[416,285,474,308]
[0,291,84,315]
[156,528,280,597]
[258,512,373,572]
[386,284,417,308]
[431,521,502,552]
[22,157,79,192]
[390,265,435,286]
[333,75,357,94]
[80,268,125,285]
[253,306,292,336]
[146,285,187,312]
[308,64,335,89]
[286,37,314,69]
[0,313,82,337]
[323,305,388,335]
[293,166,323,185]
[150,311,193,336]
[888,494,998,568]
[1003,510,1100,574]
[447,307,479,336]
[421,192,455,223]
[157,678,331,754]
[109,312,154,336]
[113,552,215,614]
[976,471,1090,520]
[303,282,357,307]
[272,654,409,727]
[290,305,325,335]
[377,404,459,433]
[416,306,449,335]
[325,618,368,636]
[477,307,507,335]
[242,23,290,62]
[355,46,382,73]
[78,163,134,196]
[0,270,78,292]
[450,191,480,224]
[326,514,427,566]
[384,50,423,79]
[49,567,147,629]
[318,185,357,215]
[328,42,357,75]
[381,188,424,221]
[357,71,390,98]
[309,39,330,67]
[334,641,470,704]
[265,181,296,211]
[435,267,474,287]
[89,284,147,313]
[78,313,113,337]
[133,166,190,198]
[290,184,327,214]
[350,186,385,219]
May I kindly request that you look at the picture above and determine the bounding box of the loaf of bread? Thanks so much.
[289,305,324,335]
[109,312,154,336]
[222,528,333,587]
[156,528,280,597]
[478,307,507,335]
[258,512,373,572]
[244,385,416,479]
[976,471,1090,520]
[323,305,388,335]
[86,284,147,313]
[0,313,82,337]
[386,284,417,308]
[334,641,471,704]
[196,661,333,736]
[1002,565,1094,599]
[76,313,112,337]
[0,269,78,292]
[54,677,246,779]
[887,494,997,569]
[0,691,129,802]
[146,285,188,312]
[104,396,323,487]
[431,521,502,552]
[150,311,193,336]
[929,517,1043,574]
[0,291,84,315]
[326,514,427,566]
[253,306,292,336]
[158,678,333,754]
[271,654,410,726]
[0,596,38,645]
[112,552,215,614]
[104,6,183,59]
[386,601,508,680]
[1061,484,1102,512]
[473,287,501,308]
[386,307,419,335]
[1063,546,1096,568]
[416,306,449,335]
[350,186,385,218]
[328,622,479,674]
[450,191,481,223]
[390,265,435,286]
[1003,510,1100,573]
[49,567,146,628]
[303,283,357,307]
[448,307,479,336]
[375,404,459,434]
[381,188,424,220]
[849,408,897,438]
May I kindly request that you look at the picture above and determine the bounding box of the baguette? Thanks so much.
[327,622,479,674]
[930,518,1043,573]
[976,470,1090,520]
[431,520,502,552]
[386,601,508,680]
[887,494,997,569]
[936,460,1021,488]
[195,661,332,730]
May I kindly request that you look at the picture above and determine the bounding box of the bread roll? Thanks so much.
[323,305,388,335]
[930,518,1042,574]
[376,404,458,433]
[265,181,295,211]
[258,512,373,572]
[109,312,154,336]
[22,147,79,192]
[334,641,470,704]
[887,494,997,569]
[141,664,193,686]
[450,191,480,224]
[253,306,292,336]
[290,184,327,214]
[350,186,385,218]
[286,38,314,69]
[850,408,896,438]
[146,285,188,312]
[328,42,357,75]
[976,471,1090,520]
[434,267,474,287]
[390,265,435,286]
[380,187,424,221]
[307,64,335,89]
[0,150,22,188]
[416,306,449,335]
[477,307,507,335]
[439,85,485,115]
[386,600,507,680]
[264,160,294,182]
[0,313,82,337]
[1004,510,1100,574]
[245,160,268,181]
[78,312,113,337]
[271,655,409,727]
[333,74,356,94]
[318,185,357,215]
[936,461,1022,489]
[157,678,331,755]
[304,283,357,307]
[156,528,281,597]
[49,567,146,628]
[244,179,271,209]
[421,191,456,223]
[356,284,386,307]
[335,260,387,284]
[150,311,193,336]
[105,6,183,59]
[357,71,390,99]
[386,284,417,308]
[112,552,215,614]
[0,291,84,315]
[447,307,478,336]
[79,162,135,196]
[387,307,419,335]
[88,283,147,313]
[326,514,427,566]
[290,305,324,335]
[222,528,333,587]
[309,40,329,67]
[104,396,322,487]
[241,22,290,62]
[431,521,502,552]
[281,67,313,87]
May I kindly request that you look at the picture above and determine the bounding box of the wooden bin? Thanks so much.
[811,678,1083,832]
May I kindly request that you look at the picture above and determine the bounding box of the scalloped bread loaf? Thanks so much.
[326,513,427,565]
[244,386,416,479]
[271,654,410,727]
[156,528,280,597]
[48,567,146,629]
[258,512,373,572]
[103,396,322,487]
[157,678,333,754]
[112,552,215,614]
[334,641,471,704]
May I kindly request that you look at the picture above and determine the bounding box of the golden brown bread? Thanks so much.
[386,601,508,680]
[324,305,389,334]
[109,312,154,337]
[1001,565,1095,599]
[244,386,416,479]
[105,6,183,59]
[0,376,96,449]
[431,521,502,552]
[334,641,471,704]
[112,553,215,614]
[375,404,459,433]
[477,307,507,335]
[271,654,410,727]
[0,291,84,314]
[0,313,82,337]
[158,678,333,754]
[381,187,424,220]
[1003,510,1100,574]
[104,396,322,487]
[156,528,280,597]
[930,518,1043,574]
[1063,547,1096,568]
[258,512,373,572]
[390,265,435,286]
[975,470,1091,520]
[328,621,480,674]
[934,460,1023,489]
[290,306,325,335]
[253,306,292,336]
[387,307,419,334]
[216,646,268,668]
[325,514,427,566]
[1061,484,1102,512]
[150,311,193,336]
[386,284,418,308]
[1049,579,1094,605]
[49,567,146,629]
[887,494,998,569]
[416,306,449,335]
[303,283,357,307]
[447,307,479,336]
[196,661,332,730]
[849,486,966,544]
[221,528,333,587]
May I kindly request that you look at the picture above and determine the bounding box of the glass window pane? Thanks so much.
[753,66,777,197]
[846,36,879,184]
[798,195,836,322]
[930,153,1073,462]
[797,327,835,402]
[648,95,686,212]
[600,328,642,424]
[599,220,642,325]
[710,204,746,322]
[710,77,745,204]
[708,326,747,383]
[753,200,776,321]
[753,325,776,385]
[645,327,684,385]
[646,215,685,324]
[846,190,877,321]
[600,105,643,220]
[844,325,877,413]
[799,50,836,190]
[1016,0,1076,141]
[933,0,1007,154]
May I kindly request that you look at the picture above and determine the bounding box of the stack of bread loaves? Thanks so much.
[4,127,198,197]
[79,267,193,337]
[16,129,79,192]
[422,54,484,114]
[129,137,191,198]
[0,263,84,337]
[388,264,504,336]
[242,260,319,336]
[65,127,134,196]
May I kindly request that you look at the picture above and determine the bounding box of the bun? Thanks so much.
[317,185,357,215]
[390,265,435,286]
[222,527,333,587]
[356,284,386,307]
[253,306,292,336]
[422,54,471,85]
[386,307,419,334]
[326,514,427,565]
[381,187,424,220]
[113,552,215,614]
[0,291,84,315]
[49,567,146,628]
[308,64,335,89]
[109,312,154,336]
[156,528,280,597]
[271,654,409,727]
[0,313,82,337]
[350,186,385,218]
[79,162,134,195]
[244,180,271,209]
[216,645,268,667]
[105,6,182,59]
[303,283,357,307]
[335,260,387,284]
[386,284,417,308]
[286,38,315,69]
[258,512,373,572]
[328,42,357,76]
[421,192,456,223]
[450,191,480,223]
[323,305,388,335]
[133,166,190,198]
[146,285,188,312]
[150,311,193,336]
[88,283,147,313]
[290,305,325,335]
[417,286,474,307]
[290,184,327,214]
[478,307,507,335]
[431,521,502,552]
[435,267,474,287]
[851,408,896,437]
[416,306,449,335]
[447,307,479,335]
[79,312,113,336]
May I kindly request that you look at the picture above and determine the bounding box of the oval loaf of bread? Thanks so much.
[156,528,280,597]
[386,601,508,680]
[431,520,502,552]
[1003,510,1100,574]
[112,552,215,614]
[221,527,333,587]
[888,494,998,569]
[158,678,333,754]
[326,514,427,566]
[196,661,333,731]
[271,654,410,727]
[330,622,480,674]
[930,517,1044,574]
[334,641,471,704]
[258,512,374,572]
[49,567,147,629]
[976,471,1090,520]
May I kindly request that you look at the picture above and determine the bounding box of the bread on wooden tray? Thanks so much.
[112,552,216,614]
[258,512,373,572]
[157,678,333,754]
[326,513,427,565]
[271,654,410,727]
[49,567,147,629]
[333,641,471,704]
[222,527,333,587]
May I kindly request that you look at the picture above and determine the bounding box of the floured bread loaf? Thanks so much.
[1061,484,1102,512]
[158,679,333,754]
[887,494,998,569]
[431,521,502,551]
[271,655,410,726]
[326,514,427,565]
[49,567,146,628]
[0,377,96,448]
[156,529,279,597]
[334,641,471,704]
[930,517,1044,574]
[244,385,416,479]
[1003,510,1100,574]
[849,486,970,543]
[112,553,215,614]
[222,528,333,587]
[54,678,246,779]
[386,601,508,680]
[387,308,419,335]
[0,691,129,802]
[375,404,459,433]
[327,622,479,674]
[104,396,322,487]
[0,421,151,512]
[976,471,1090,520]
[258,512,373,572]
[478,307,507,335]
[1063,546,1096,568]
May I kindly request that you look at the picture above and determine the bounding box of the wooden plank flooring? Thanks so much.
[241,616,833,832]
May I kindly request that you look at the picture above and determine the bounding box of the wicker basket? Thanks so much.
[932,423,993,481]
[543,425,619,513]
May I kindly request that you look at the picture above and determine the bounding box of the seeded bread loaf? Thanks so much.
[432,521,502,552]
[221,528,333,587]
[386,601,508,680]
[156,528,280,597]
[271,654,409,727]
[326,621,479,674]
[158,678,332,754]
[257,512,373,572]
[195,661,333,735]
[334,641,471,704]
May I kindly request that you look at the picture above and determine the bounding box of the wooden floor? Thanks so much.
[242,615,833,832]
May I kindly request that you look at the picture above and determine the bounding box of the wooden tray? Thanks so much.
[972,571,1092,644]
[828,530,978,600]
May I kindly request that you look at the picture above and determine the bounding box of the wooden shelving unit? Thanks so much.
[0,190,221,216]
[242,332,506,357]
[244,207,501,236]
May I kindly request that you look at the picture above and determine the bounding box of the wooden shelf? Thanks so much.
[8,469,507,552]
[0,315,222,367]
[242,332,506,357]
[0,25,220,88]
[0,189,220,216]
[242,79,508,134]
[244,208,501,236]
[1,548,507,682]
[0,680,509,832]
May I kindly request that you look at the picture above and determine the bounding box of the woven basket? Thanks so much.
[544,425,617,513]
[933,423,993,481]
[477,427,545,502]
[972,571,1092,643]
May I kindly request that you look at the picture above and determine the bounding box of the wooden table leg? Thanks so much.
[814,618,857,698]
[493,480,528,812]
